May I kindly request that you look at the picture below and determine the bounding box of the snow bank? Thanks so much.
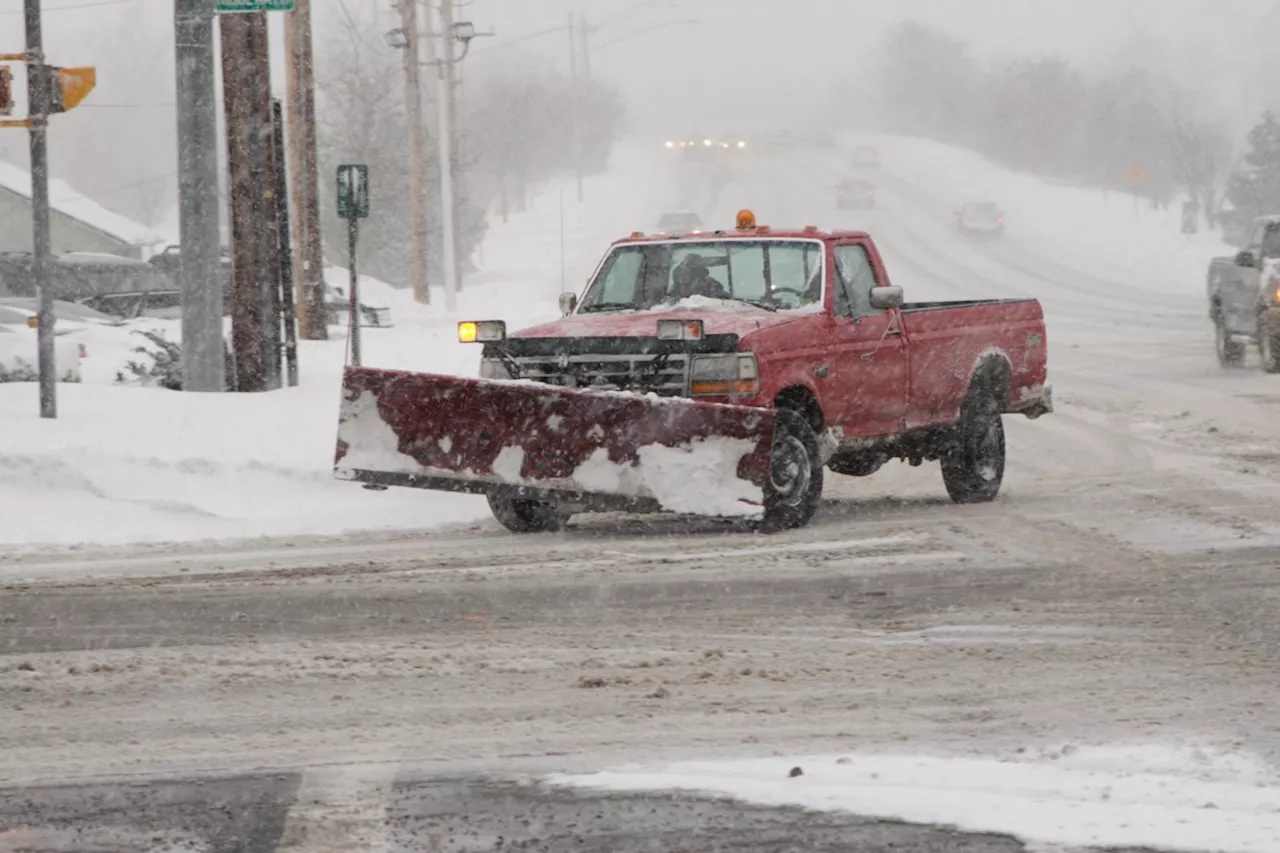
[551,743,1280,853]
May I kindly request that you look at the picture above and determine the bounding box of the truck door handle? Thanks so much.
[886,327,902,336]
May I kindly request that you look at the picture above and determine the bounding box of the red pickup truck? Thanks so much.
[335,212,1052,533]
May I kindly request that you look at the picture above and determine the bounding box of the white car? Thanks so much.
[0,304,85,382]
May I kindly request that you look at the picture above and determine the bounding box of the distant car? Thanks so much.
[1206,214,1280,371]
[654,211,705,234]
[0,303,86,382]
[835,179,876,210]
[717,131,748,151]
[852,146,881,169]
[325,283,391,328]
[955,202,1005,239]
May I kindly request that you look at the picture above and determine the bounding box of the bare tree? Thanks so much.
[1166,112,1236,226]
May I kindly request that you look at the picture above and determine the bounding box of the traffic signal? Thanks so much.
[0,66,12,117]
[49,66,94,113]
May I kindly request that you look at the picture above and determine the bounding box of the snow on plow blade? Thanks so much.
[334,367,777,517]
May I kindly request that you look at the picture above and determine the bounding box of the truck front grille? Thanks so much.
[512,353,689,397]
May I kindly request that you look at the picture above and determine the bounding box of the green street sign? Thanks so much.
[1181,200,1198,235]
[216,0,294,12]
[337,164,370,220]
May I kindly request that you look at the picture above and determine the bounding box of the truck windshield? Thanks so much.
[578,239,824,313]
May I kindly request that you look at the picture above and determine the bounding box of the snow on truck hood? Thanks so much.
[513,300,810,340]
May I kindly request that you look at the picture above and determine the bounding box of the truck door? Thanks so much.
[822,241,908,438]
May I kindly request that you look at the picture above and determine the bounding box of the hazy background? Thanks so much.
[0,0,1276,239]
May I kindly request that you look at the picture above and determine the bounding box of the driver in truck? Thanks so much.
[671,254,730,300]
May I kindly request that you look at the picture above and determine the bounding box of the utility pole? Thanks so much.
[253,16,281,390]
[174,0,225,392]
[220,10,269,392]
[433,1,459,309]
[438,0,462,291]
[576,11,591,79]
[397,0,430,304]
[24,0,54,417]
[567,12,583,203]
[284,0,327,339]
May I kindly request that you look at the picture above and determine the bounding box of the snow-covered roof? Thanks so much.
[0,161,161,248]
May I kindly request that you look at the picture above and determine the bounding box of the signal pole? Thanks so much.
[284,0,328,339]
[175,0,225,391]
[24,0,54,417]
[438,0,462,291]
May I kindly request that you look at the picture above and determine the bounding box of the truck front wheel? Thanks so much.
[760,409,824,532]
[941,390,1005,504]
[487,494,571,533]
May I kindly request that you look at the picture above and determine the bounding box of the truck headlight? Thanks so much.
[690,353,758,396]
[479,357,512,379]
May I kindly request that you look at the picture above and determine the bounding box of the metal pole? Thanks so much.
[175,0,224,393]
[400,0,430,304]
[25,0,54,417]
[348,218,360,366]
[567,12,583,204]
[272,99,299,387]
[436,59,458,312]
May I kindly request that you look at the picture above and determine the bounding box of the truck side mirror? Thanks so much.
[558,292,578,315]
[869,285,904,310]
[1234,250,1257,268]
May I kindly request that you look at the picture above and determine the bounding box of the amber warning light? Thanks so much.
[735,209,756,229]
[458,320,506,343]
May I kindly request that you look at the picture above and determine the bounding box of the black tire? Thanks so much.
[759,409,823,532]
[940,389,1005,504]
[1215,319,1246,368]
[487,494,570,533]
[1261,326,1280,374]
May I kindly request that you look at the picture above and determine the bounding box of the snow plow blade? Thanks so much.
[334,367,777,517]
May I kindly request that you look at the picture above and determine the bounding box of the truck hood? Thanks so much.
[513,300,812,341]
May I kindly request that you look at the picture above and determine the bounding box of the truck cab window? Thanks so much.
[834,244,880,318]
[581,249,644,309]
[1261,224,1280,259]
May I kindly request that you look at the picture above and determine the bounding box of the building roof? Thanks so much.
[0,161,161,248]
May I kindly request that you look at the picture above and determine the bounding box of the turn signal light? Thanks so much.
[691,379,759,395]
[458,320,506,343]
[657,318,704,341]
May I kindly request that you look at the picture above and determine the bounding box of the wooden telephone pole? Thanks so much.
[399,0,430,304]
[284,0,328,339]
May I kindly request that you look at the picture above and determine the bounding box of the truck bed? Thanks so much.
[898,297,1047,430]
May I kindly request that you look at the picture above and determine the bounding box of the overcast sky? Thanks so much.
[0,0,1274,221]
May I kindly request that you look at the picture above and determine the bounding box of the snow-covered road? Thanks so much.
[4,139,1280,852]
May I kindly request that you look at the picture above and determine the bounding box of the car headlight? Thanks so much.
[479,357,512,379]
[690,353,758,396]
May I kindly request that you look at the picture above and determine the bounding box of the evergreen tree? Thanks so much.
[1226,111,1280,218]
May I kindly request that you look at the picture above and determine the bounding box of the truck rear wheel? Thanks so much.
[1216,319,1246,368]
[760,409,823,532]
[487,494,570,534]
[941,390,1005,504]
[1260,327,1280,374]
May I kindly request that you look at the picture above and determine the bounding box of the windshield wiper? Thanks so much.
[577,301,638,313]
[732,297,778,312]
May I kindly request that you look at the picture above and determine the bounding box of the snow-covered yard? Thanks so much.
[0,145,678,550]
